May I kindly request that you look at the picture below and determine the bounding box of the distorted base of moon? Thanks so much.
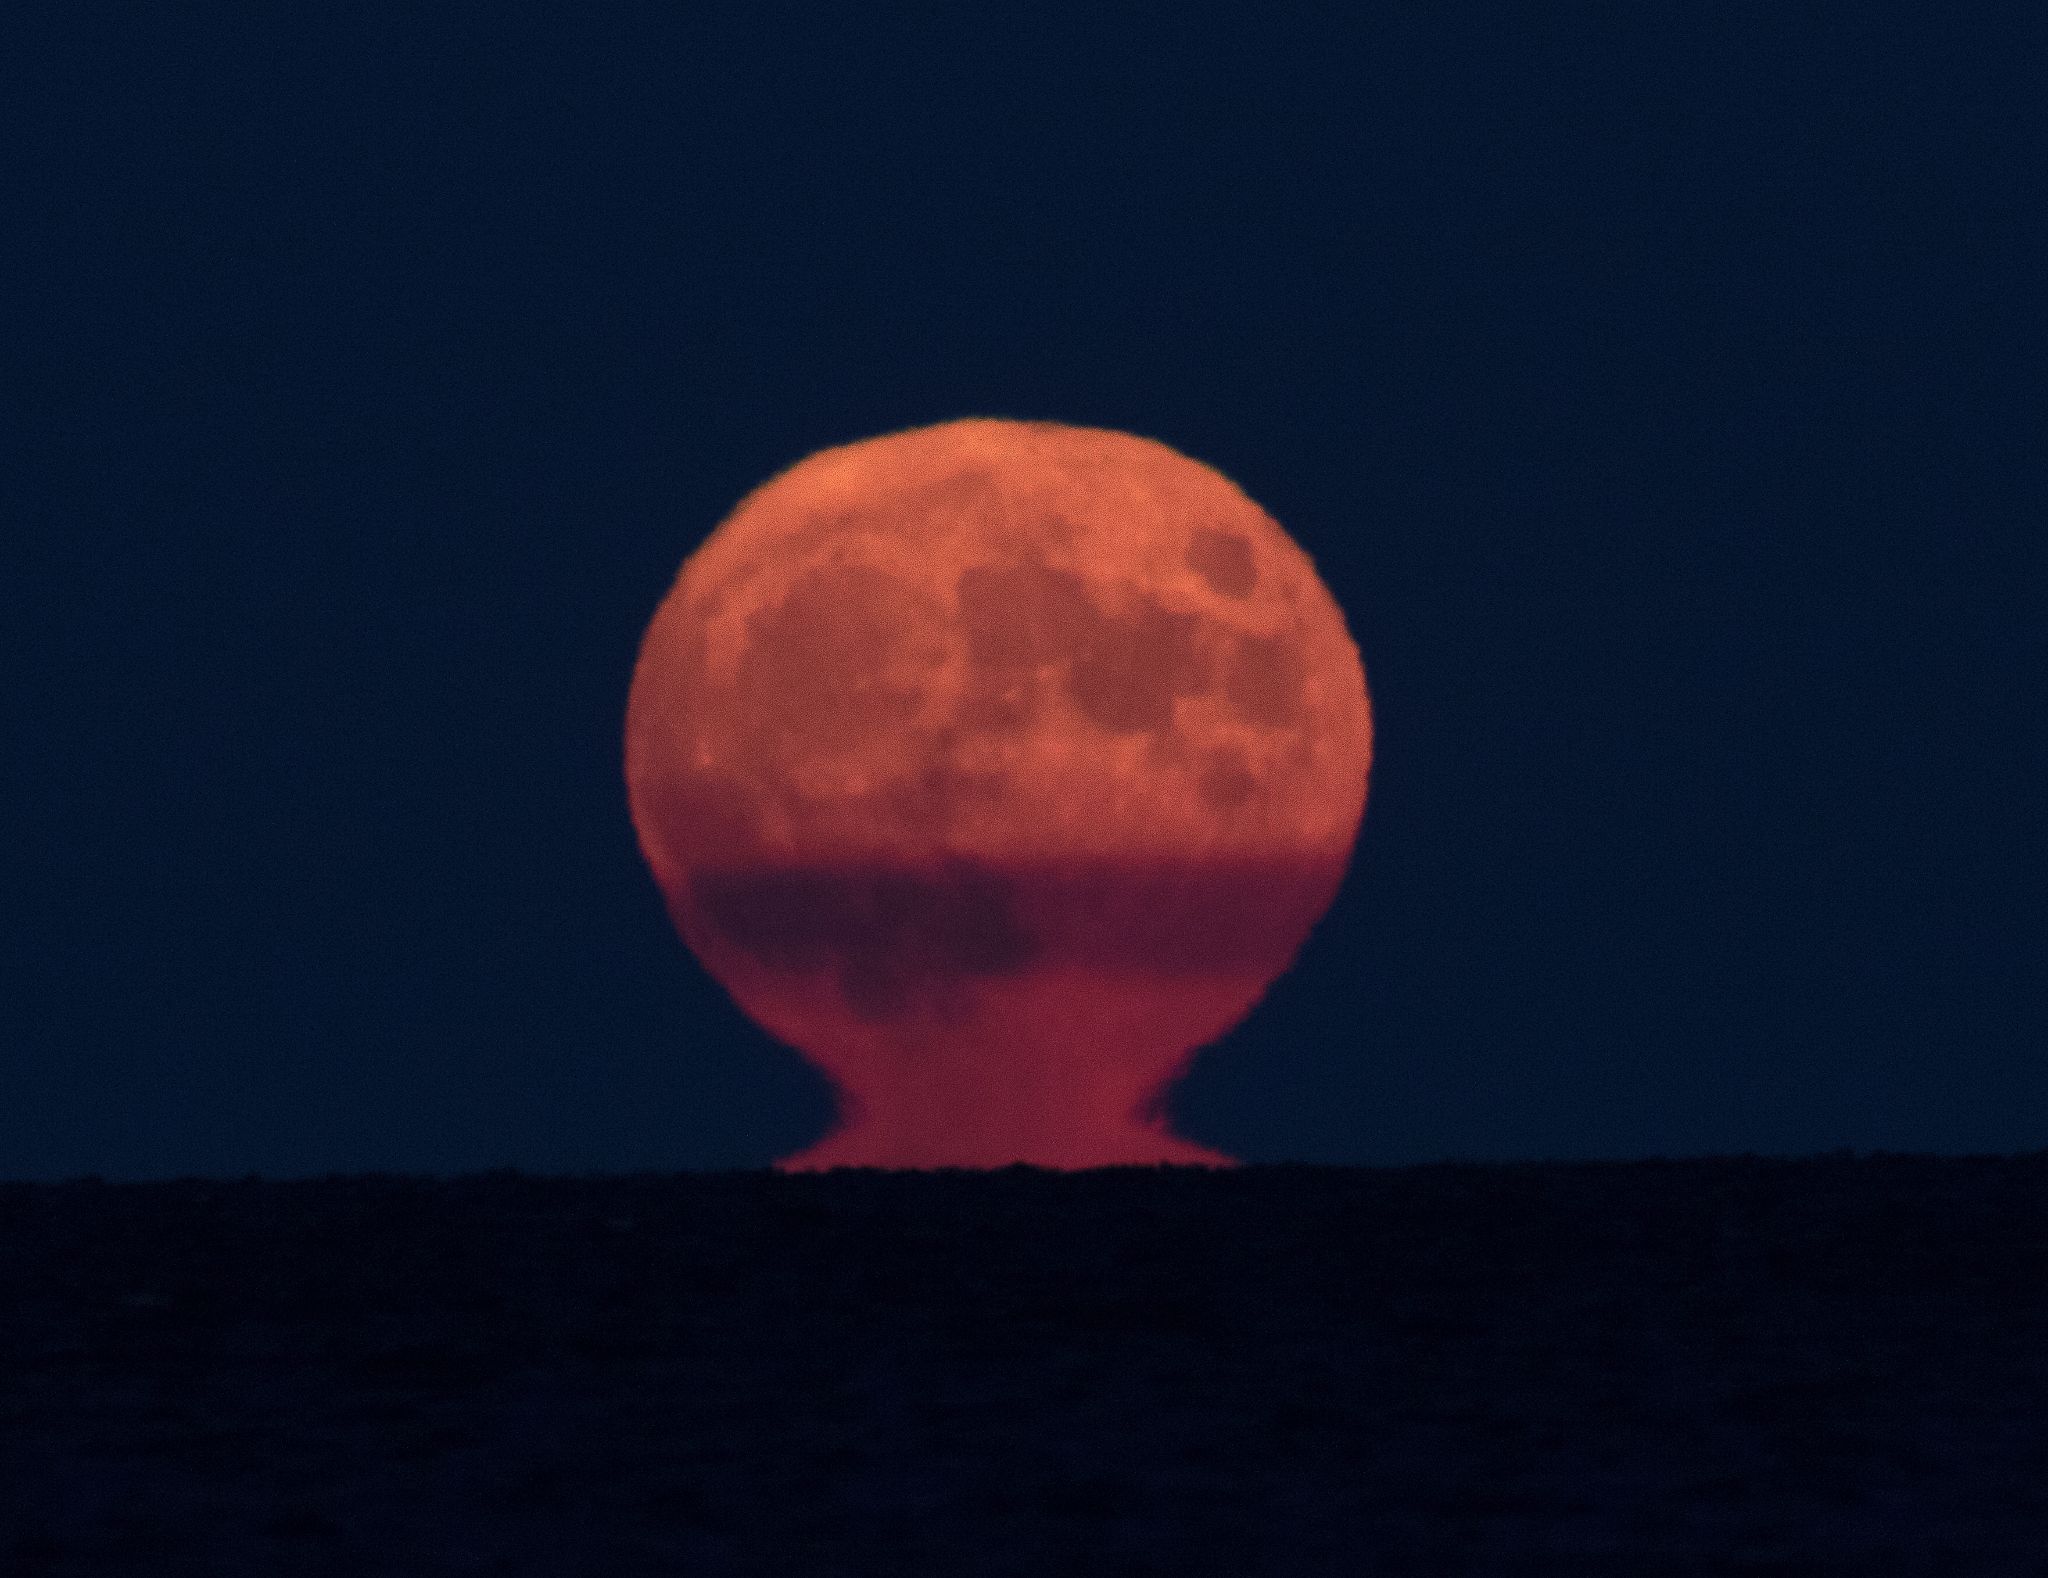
[625,419,1372,1169]
[675,852,1351,1169]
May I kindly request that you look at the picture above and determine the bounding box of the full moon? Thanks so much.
[625,419,1372,1170]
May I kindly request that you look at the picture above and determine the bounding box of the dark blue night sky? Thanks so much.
[7,6,2040,1180]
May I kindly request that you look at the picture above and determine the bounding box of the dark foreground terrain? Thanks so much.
[4,1154,2047,1576]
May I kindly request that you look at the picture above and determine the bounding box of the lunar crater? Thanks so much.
[954,554,1249,741]
[1197,746,1260,812]
[956,557,1096,672]
[1186,526,1258,598]
[1224,631,1308,726]
[1064,594,1211,735]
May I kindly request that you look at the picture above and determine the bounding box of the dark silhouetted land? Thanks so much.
[5,1153,2047,1574]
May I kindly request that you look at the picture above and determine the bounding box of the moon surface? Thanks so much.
[625,419,1372,1169]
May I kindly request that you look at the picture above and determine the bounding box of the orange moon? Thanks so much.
[625,419,1372,1170]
